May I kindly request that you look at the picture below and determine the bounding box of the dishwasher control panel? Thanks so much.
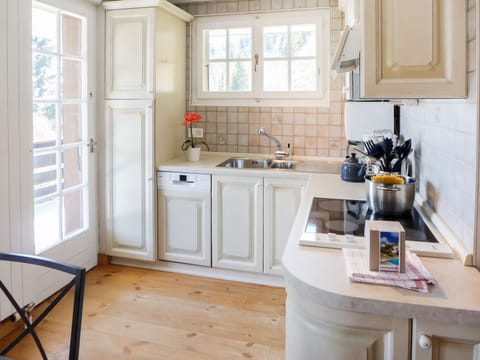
[157,171,211,192]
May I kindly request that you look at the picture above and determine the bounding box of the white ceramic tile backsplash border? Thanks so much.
[179,0,347,157]
[401,3,477,253]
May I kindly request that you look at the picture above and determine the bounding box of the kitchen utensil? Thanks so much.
[366,175,416,216]
[341,153,366,182]
[391,139,412,173]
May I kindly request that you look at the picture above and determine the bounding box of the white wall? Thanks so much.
[401,2,477,253]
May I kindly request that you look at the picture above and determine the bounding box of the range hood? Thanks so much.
[331,25,361,73]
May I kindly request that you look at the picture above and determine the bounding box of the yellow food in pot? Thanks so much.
[371,174,405,184]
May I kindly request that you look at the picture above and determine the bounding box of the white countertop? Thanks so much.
[157,152,344,177]
[282,173,480,326]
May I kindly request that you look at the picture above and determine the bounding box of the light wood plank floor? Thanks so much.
[1,264,286,359]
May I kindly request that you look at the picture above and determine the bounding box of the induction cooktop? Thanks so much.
[299,197,454,258]
[304,198,437,242]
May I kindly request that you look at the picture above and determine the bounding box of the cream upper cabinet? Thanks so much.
[264,177,306,275]
[105,8,154,99]
[212,175,264,273]
[104,100,155,261]
[412,319,480,360]
[361,0,466,98]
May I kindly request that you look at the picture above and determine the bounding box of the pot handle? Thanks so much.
[376,185,401,191]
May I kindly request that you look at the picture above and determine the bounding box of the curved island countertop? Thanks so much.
[282,172,480,327]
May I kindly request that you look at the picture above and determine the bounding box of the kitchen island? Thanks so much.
[282,173,480,360]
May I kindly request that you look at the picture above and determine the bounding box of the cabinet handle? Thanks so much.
[418,334,432,349]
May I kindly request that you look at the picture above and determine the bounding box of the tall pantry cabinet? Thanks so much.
[102,0,192,261]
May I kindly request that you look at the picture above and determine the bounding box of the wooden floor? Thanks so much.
[0,264,286,359]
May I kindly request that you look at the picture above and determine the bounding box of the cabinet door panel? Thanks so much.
[412,319,480,360]
[361,0,466,98]
[264,177,306,275]
[212,175,263,272]
[105,100,155,261]
[158,189,211,266]
[105,8,154,99]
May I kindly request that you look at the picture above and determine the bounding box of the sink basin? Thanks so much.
[217,158,272,169]
[217,158,298,170]
[270,161,297,169]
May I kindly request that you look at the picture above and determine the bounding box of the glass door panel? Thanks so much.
[32,1,88,253]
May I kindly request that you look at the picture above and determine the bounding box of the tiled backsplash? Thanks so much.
[401,2,477,253]
[179,0,347,157]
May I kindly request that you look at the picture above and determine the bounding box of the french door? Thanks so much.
[28,0,97,303]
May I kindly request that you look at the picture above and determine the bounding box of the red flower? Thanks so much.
[183,112,202,127]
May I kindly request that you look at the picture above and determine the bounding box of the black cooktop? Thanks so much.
[304,198,438,243]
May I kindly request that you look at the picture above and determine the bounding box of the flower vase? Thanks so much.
[186,147,201,162]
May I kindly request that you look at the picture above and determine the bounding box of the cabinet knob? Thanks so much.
[418,334,432,349]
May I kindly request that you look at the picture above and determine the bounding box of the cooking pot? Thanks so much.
[341,153,366,182]
[366,175,416,216]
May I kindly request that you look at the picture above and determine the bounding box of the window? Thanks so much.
[191,10,330,107]
[32,1,88,252]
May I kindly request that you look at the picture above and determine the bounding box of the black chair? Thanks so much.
[0,252,86,360]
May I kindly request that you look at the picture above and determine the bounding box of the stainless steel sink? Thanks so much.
[270,161,297,169]
[217,158,298,170]
[217,158,272,169]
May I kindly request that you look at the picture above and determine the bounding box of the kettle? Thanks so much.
[341,153,366,182]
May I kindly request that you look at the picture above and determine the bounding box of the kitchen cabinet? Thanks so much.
[361,0,466,99]
[212,174,307,274]
[212,175,264,272]
[105,7,154,99]
[286,293,410,360]
[157,173,211,267]
[264,177,305,275]
[104,100,155,261]
[412,319,480,360]
[102,0,192,261]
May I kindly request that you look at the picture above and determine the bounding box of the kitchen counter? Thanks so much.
[157,151,344,175]
[282,172,480,326]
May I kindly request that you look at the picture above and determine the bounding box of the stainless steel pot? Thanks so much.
[366,175,416,216]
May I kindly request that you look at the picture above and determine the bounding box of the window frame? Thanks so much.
[191,9,331,107]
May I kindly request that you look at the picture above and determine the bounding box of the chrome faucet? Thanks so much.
[258,127,290,160]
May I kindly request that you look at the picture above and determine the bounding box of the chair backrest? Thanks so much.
[0,252,86,360]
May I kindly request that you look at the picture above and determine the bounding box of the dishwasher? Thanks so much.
[157,171,211,266]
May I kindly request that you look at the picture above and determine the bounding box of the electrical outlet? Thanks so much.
[191,127,203,138]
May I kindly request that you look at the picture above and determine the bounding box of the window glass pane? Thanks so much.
[291,24,316,57]
[229,28,251,59]
[33,103,57,144]
[208,62,227,91]
[62,14,82,56]
[35,197,60,251]
[62,59,82,99]
[264,60,288,91]
[32,7,57,52]
[292,59,316,91]
[228,61,251,91]
[32,54,58,100]
[264,26,288,58]
[62,104,82,144]
[33,151,58,198]
[62,147,83,189]
[63,189,85,237]
[208,29,226,60]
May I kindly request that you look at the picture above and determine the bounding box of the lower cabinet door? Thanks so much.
[158,189,211,266]
[212,175,263,272]
[412,319,480,360]
[104,100,155,261]
[264,177,306,275]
